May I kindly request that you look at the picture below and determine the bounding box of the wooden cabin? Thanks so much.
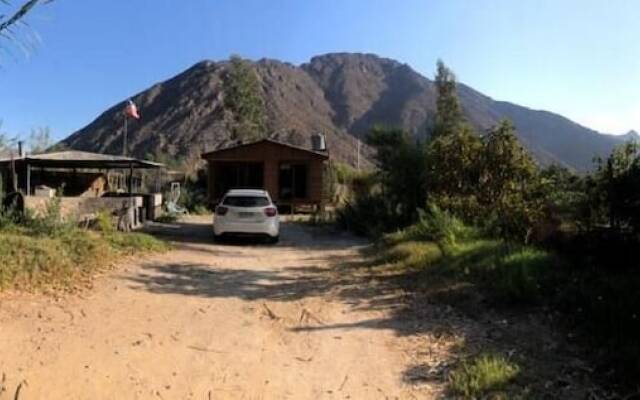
[201,139,329,210]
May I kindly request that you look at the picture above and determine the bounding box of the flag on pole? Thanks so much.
[125,99,140,119]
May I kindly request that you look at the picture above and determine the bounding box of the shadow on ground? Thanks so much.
[144,219,363,249]
[128,263,335,302]
[133,219,601,398]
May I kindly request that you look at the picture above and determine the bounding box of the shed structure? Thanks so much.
[0,150,164,227]
[201,139,329,209]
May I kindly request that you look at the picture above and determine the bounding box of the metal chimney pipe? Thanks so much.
[311,133,327,152]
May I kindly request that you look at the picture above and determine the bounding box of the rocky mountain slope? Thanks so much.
[61,53,633,171]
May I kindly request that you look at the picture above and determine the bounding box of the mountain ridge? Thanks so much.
[61,52,633,171]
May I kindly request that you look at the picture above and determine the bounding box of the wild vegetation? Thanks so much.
[337,60,640,395]
[0,199,168,291]
[223,55,267,141]
[449,353,521,398]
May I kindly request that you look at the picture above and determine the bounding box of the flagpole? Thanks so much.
[123,113,128,156]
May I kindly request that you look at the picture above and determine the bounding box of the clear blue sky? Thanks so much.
[1,0,638,142]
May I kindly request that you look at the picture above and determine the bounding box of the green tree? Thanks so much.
[591,142,640,232]
[425,125,482,219]
[479,119,541,240]
[223,55,267,141]
[432,59,464,140]
[426,60,483,219]
[426,62,545,241]
[539,164,588,228]
[367,126,427,225]
[479,120,536,201]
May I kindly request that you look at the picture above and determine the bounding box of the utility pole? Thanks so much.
[356,136,361,171]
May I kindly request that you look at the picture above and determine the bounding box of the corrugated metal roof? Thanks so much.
[0,150,163,169]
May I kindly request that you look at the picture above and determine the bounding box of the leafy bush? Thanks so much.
[24,197,75,236]
[403,204,477,246]
[179,172,209,213]
[95,209,115,234]
[326,162,375,204]
[336,193,399,237]
[449,353,520,398]
[332,162,372,187]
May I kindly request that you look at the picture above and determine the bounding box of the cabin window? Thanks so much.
[279,163,307,200]
[214,162,264,198]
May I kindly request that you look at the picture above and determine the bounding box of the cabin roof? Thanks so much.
[201,138,329,160]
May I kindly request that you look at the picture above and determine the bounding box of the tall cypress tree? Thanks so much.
[223,55,267,141]
[432,60,464,139]
[426,60,482,215]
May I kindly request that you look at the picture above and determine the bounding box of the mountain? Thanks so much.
[619,130,640,143]
[61,53,633,171]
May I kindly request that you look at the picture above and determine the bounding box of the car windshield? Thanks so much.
[223,196,270,207]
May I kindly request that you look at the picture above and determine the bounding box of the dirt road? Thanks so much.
[0,217,432,399]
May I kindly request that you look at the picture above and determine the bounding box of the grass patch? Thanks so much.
[382,240,443,269]
[442,241,552,304]
[449,353,520,398]
[105,231,170,254]
[0,208,169,291]
[0,229,111,290]
[381,234,551,305]
[380,208,640,388]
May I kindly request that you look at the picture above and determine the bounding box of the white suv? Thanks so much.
[213,189,280,243]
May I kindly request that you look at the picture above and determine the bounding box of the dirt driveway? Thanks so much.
[0,216,433,399]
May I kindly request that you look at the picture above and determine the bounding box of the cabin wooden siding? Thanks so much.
[202,140,328,207]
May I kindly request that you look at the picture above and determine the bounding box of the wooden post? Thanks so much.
[128,163,134,194]
[10,153,17,192]
[26,162,31,196]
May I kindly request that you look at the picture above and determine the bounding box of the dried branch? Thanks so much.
[0,0,53,62]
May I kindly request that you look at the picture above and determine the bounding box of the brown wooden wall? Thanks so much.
[203,141,327,206]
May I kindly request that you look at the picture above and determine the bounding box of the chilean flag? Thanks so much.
[125,99,140,119]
